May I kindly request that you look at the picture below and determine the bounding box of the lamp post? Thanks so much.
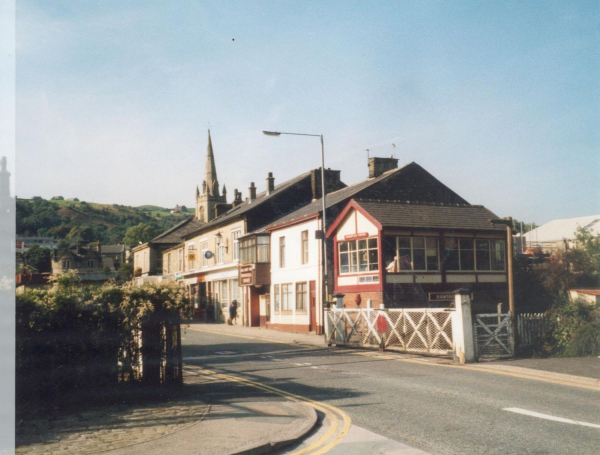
[263,130,329,332]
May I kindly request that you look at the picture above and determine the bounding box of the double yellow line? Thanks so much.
[196,368,352,455]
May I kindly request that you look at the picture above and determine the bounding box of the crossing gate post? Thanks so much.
[451,289,475,364]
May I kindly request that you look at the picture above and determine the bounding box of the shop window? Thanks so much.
[230,279,241,303]
[220,280,228,308]
[339,238,378,274]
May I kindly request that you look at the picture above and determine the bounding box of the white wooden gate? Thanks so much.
[473,313,514,359]
[325,308,454,356]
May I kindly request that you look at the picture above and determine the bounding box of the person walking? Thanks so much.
[228,300,237,325]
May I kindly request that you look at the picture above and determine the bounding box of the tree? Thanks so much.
[22,245,52,273]
[123,223,157,247]
[567,227,600,278]
[117,262,134,283]
[66,225,94,244]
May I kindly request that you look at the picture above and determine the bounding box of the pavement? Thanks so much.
[15,322,600,455]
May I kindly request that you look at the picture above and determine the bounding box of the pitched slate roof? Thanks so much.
[101,244,131,254]
[353,199,505,231]
[521,215,600,243]
[265,166,404,230]
[267,161,467,230]
[150,218,206,245]
[183,171,314,238]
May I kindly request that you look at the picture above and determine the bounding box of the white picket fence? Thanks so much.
[324,308,454,356]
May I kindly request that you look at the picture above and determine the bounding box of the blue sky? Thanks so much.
[13,0,599,224]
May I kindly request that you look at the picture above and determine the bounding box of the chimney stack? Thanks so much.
[248,182,257,202]
[232,189,243,208]
[310,168,343,200]
[368,157,398,178]
[266,172,275,195]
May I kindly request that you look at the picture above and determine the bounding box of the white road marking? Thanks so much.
[503,408,600,429]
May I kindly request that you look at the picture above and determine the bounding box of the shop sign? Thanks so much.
[239,264,254,286]
[344,232,369,240]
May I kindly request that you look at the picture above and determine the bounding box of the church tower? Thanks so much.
[195,130,227,222]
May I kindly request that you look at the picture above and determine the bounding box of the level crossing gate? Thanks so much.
[473,313,514,359]
[325,308,454,356]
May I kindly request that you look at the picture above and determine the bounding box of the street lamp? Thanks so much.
[263,130,329,332]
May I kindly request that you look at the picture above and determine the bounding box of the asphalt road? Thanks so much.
[181,328,600,455]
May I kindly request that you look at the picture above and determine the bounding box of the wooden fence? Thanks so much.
[516,313,549,351]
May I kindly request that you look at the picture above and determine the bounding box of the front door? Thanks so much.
[309,281,317,332]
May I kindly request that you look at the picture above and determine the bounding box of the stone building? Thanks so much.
[51,242,118,283]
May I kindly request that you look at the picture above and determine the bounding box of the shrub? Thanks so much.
[546,299,600,357]
[16,276,191,409]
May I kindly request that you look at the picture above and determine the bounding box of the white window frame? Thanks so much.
[338,237,379,274]
[296,282,307,311]
[301,230,309,264]
[281,283,292,311]
[232,230,241,261]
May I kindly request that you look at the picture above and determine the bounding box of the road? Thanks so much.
[181,326,600,455]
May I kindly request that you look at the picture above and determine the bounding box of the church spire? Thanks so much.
[205,129,219,197]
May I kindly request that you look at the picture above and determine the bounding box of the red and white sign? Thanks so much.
[376,314,387,333]
[344,232,369,240]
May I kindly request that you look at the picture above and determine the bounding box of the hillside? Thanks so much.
[17,197,194,246]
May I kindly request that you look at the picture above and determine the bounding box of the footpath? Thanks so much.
[15,323,600,455]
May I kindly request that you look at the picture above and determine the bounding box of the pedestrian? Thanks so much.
[228,300,237,325]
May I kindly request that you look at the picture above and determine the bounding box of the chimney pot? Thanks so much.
[249,182,257,202]
[266,172,275,195]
